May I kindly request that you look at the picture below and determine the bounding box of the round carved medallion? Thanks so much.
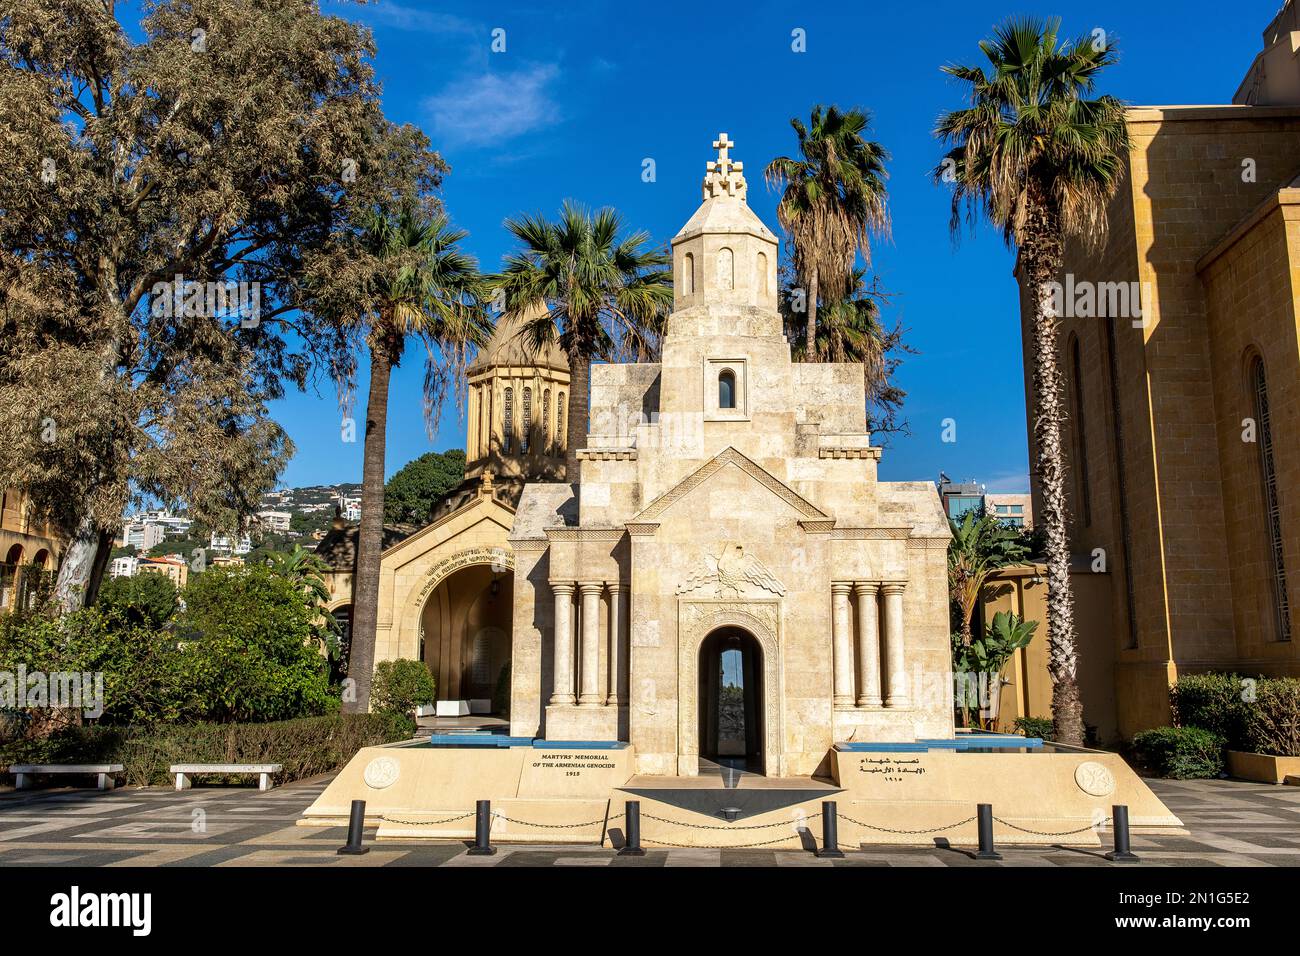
[1074,760,1116,797]
[363,756,400,790]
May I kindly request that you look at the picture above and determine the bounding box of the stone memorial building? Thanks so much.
[507,135,952,777]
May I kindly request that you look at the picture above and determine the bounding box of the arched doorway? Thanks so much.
[420,564,513,709]
[698,627,765,775]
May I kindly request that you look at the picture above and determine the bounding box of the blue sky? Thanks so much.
[270,0,1276,491]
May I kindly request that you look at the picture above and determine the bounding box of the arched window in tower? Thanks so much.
[522,387,532,453]
[503,386,513,454]
[543,389,551,449]
[1250,354,1291,641]
[717,247,734,291]
[557,393,565,451]
[757,252,768,294]
[683,253,695,295]
[718,369,736,409]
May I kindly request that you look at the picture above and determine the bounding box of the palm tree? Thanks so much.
[326,203,491,713]
[264,545,332,610]
[493,201,672,478]
[765,105,890,361]
[934,17,1130,745]
[782,267,911,437]
[947,509,1031,649]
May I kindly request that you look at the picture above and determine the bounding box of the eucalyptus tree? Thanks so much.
[934,17,1130,744]
[0,0,442,611]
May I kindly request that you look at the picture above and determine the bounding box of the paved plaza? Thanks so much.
[0,774,1296,867]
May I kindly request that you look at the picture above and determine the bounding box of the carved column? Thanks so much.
[831,583,854,707]
[578,582,604,706]
[854,582,882,708]
[608,582,627,706]
[882,582,909,708]
[550,583,576,705]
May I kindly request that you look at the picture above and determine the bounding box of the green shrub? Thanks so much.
[1013,716,1054,741]
[371,659,436,719]
[1130,726,1225,779]
[1170,672,1252,747]
[493,662,511,717]
[1242,678,1300,757]
[97,572,179,628]
[0,713,412,787]
[0,608,201,724]
[179,564,334,722]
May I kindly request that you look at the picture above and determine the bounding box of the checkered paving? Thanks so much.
[1,775,1297,867]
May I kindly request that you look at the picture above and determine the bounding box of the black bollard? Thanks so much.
[336,799,370,855]
[618,800,646,857]
[467,799,497,856]
[816,800,845,858]
[1105,804,1140,863]
[975,803,1002,860]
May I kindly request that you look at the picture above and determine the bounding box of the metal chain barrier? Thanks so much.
[641,832,808,849]
[639,810,821,831]
[382,811,622,830]
[992,816,1110,837]
[836,813,976,835]
[496,813,622,830]
[380,811,476,826]
[381,808,1108,843]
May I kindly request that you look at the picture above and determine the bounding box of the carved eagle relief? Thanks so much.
[676,541,786,598]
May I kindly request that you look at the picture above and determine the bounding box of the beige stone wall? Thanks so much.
[1201,191,1300,672]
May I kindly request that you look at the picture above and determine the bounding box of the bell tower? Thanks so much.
[670,133,780,315]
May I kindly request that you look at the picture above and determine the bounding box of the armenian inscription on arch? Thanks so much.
[413,547,515,607]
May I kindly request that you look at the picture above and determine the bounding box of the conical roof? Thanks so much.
[468,301,569,373]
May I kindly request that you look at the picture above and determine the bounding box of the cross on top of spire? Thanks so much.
[703,131,747,201]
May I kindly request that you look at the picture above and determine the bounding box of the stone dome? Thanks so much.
[468,301,569,373]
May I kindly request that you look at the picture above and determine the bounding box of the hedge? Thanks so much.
[0,712,414,788]
[1244,678,1300,757]
[1131,726,1226,779]
[1170,672,1300,757]
[1012,716,1054,741]
[1170,673,1252,747]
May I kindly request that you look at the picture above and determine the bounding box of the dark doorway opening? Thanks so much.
[698,627,764,776]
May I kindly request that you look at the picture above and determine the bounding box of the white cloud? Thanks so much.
[424,64,560,150]
[981,470,1031,494]
[347,2,477,36]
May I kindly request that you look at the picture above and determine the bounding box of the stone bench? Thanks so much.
[11,764,124,791]
[170,763,283,792]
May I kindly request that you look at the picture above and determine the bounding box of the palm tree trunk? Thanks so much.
[563,351,590,482]
[806,268,819,361]
[1022,208,1085,747]
[346,342,393,714]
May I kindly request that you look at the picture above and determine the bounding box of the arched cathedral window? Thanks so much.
[543,389,551,448]
[503,386,513,453]
[522,387,532,453]
[557,393,565,452]
[1251,354,1291,641]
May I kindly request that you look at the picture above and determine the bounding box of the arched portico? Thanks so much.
[420,563,513,704]
[698,627,765,775]
[677,600,782,776]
